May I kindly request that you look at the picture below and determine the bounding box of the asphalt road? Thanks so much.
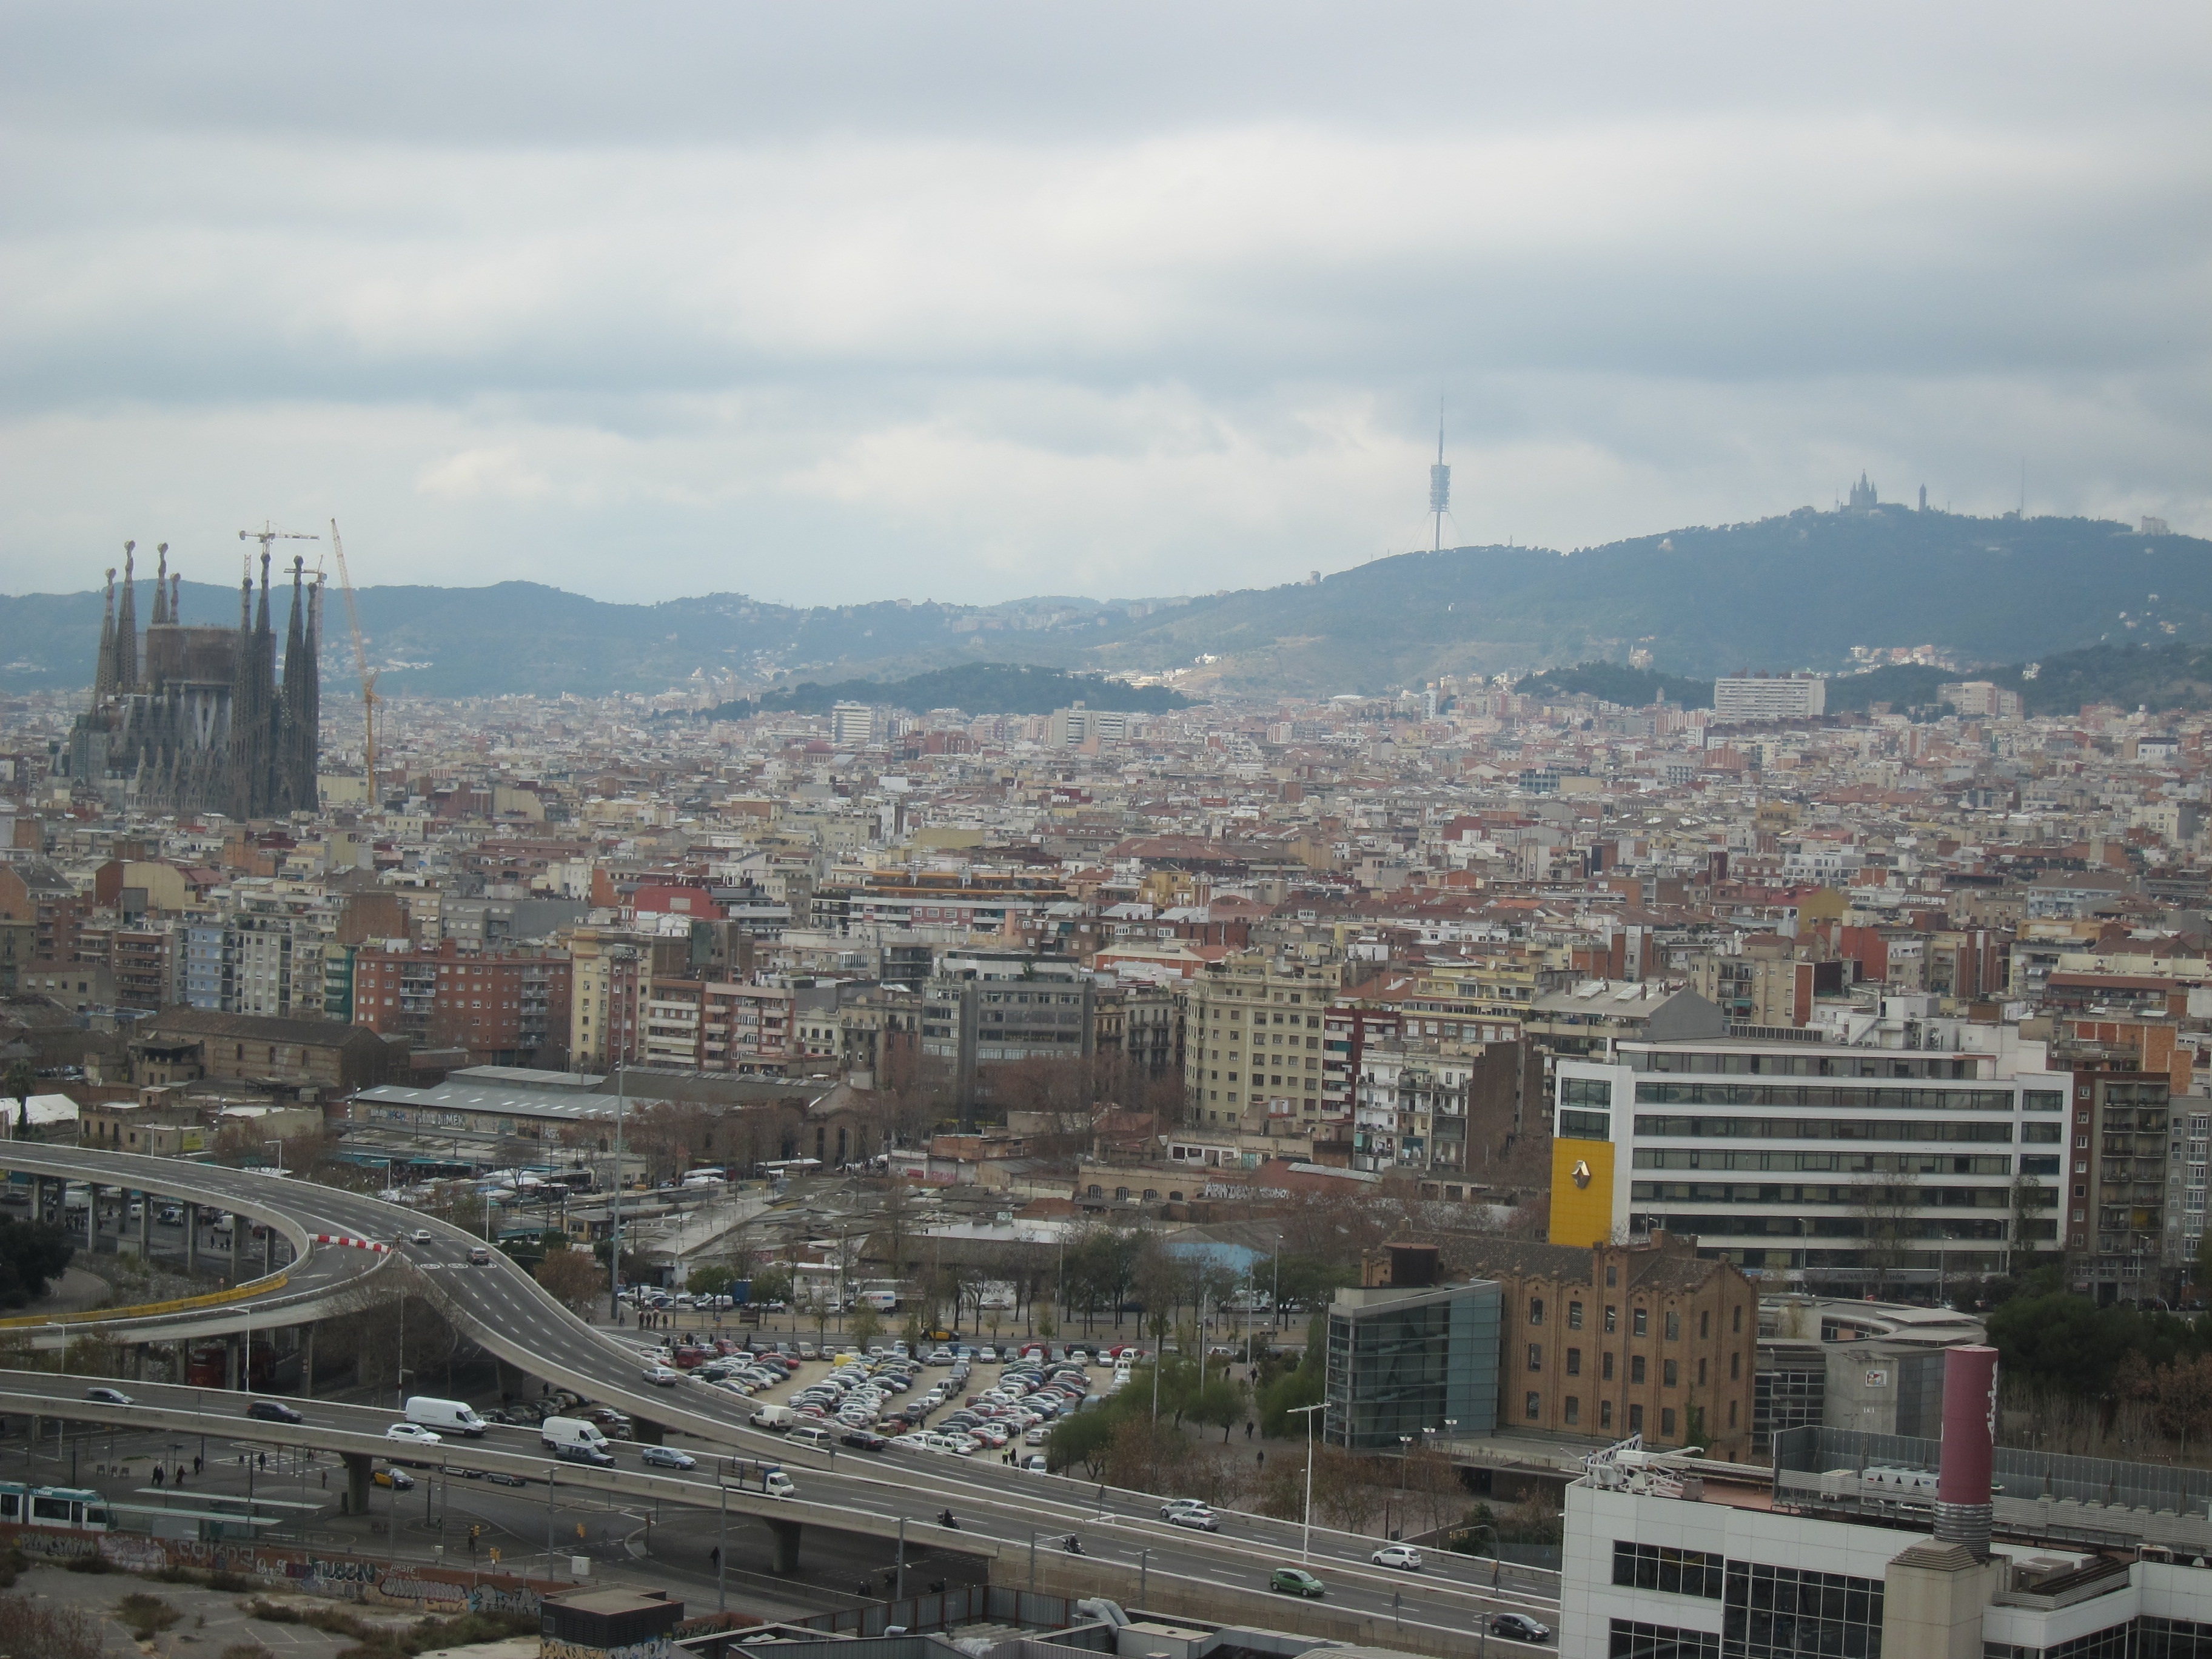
[0,1357,1555,1648]
[0,1154,1558,1644]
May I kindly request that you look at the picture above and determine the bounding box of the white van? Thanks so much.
[540,1415,611,1453]
[786,1424,834,1451]
[406,1396,488,1438]
[751,1404,796,1430]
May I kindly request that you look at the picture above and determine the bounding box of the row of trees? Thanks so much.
[1037,1345,1528,1543]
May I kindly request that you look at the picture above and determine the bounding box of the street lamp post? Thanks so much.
[1244,1261,1257,1372]
[606,1062,629,1322]
[1290,1401,1325,1563]
[1396,1435,1412,1540]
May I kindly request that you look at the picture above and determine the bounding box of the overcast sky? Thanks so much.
[2,2,2206,606]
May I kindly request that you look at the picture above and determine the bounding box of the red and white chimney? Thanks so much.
[1934,1344,1999,1556]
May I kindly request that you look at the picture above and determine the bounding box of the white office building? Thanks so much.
[1552,1023,2073,1291]
[829,702,878,749]
[1712,675,1826,722]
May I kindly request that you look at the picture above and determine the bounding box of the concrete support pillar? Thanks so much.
[1882,1541,2004,1659]
[185,1205,198,1275]
[223,1335,240,1392]
[631,1418,666,1445]
[170,1341,187,1385]
[134,1345,148,1382]
[263,1226,274,1275]
[138,1188,151,1256]
[764,1518,802,1575]
[301,1323,317,1398]
[341,1450,372,1515]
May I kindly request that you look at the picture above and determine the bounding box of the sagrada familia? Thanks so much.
[63,541,322,818]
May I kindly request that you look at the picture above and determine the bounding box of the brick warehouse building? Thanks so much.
[349,940,572,1067]
[1455,1230,1757,1458]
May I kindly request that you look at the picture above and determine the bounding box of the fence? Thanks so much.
[1774,1426,2212,1515]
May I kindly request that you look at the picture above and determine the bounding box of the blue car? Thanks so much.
[639,1444,697,1470]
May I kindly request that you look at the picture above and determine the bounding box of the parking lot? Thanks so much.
[620,1318,1141,1470]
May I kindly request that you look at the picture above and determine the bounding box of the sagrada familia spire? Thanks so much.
[64,537,322,818]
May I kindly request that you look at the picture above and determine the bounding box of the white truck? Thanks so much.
[405,1396,489,1438]
[540,1415,612,1454]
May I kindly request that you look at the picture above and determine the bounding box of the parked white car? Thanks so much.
[386,1423,441,1445]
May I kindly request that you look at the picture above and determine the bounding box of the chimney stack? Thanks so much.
[1934,1344,1999,1557]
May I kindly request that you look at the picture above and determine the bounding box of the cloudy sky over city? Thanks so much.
[2,2,2206,606]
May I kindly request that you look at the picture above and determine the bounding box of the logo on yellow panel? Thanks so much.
[1571,1159,1592,1189]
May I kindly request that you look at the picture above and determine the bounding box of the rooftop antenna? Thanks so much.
[1429,396,1450,555]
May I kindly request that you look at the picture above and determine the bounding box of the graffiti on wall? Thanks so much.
[0,1526,560,1615]
[544,1638,674,1659]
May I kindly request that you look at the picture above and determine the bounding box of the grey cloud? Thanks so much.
[1,1,2206,603]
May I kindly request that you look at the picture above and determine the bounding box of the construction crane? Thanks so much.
[327,518,379,803]
[238,521,318,565]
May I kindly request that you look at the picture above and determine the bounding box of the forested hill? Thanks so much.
[1,506,2199,700]
[691,663,1191,719]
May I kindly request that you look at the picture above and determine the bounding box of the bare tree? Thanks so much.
[1851,1164,1920,1297]
[2008,1172,2052,1278]
[535,1247,603,1313]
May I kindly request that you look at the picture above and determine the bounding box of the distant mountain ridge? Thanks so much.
[0,505,2199,703]
[689,663,1192,719]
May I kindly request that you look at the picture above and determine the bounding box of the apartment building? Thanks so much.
[350,940,572,1065]
[1091,978,1182,1082]
[1185,952,1341,1128]
[1351,1035,1530,1178]
[569,928,688,1068]
[1687,939,1834,1028]
[182,912,324,1020]
[1712,672,1826,721]
[1322,998,1403,1118]
[921,950,1096,1115]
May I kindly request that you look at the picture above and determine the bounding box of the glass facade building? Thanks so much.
[1323,1279,1499,1448]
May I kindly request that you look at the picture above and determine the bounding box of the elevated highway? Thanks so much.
[0,1153,1557,1655]
[2,1366,1554,1657]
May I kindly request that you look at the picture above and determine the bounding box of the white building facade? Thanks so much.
[1553,1029,2072,1290]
